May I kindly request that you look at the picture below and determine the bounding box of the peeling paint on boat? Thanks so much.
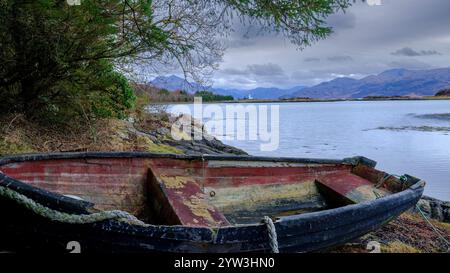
[160,175,192,189]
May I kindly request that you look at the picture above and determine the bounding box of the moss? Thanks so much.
[146,143,183,154]
[168,129,191,141]
[103,120,131,151]
[400,212,421,221]
[0,138,35,156]
[435,221,450,232]
[382,241,421,253]
[136,135,183,154]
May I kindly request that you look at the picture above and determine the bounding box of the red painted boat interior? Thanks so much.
[0,157,395,226]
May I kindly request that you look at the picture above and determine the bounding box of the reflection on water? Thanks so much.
[170,100,450,201]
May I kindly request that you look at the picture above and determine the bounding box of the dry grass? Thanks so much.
[436,221,450,231]
[0,113,182,156]
[382,241,421,253]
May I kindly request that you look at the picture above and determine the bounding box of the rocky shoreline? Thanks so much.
[139,119,247,156]
[417,196,450,223]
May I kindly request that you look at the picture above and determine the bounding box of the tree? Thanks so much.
[0,0,165,121]
[195,91,234,102]
[0,0,353,122]
[435,89,450,97]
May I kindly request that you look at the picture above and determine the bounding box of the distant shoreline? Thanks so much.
[230,95,450,104]
[159,96,450,105]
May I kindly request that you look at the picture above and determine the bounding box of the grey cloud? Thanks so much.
[388,59,432,70]
[216,63,291,89]
[291,70,327,85]
[226,38,257,49]
[221,68,249,76]
[221,63,285,77]
[223,17,280,49]
[247,63,285,76]
[231,77,256,85]
[212,0,450,89]
[348,0,450,47]
[304,57,321,62]
[327,11,357,31]
[291,69,367,86]
[327,56,353,62]
[391,47,442,57]
[226,9,356,50]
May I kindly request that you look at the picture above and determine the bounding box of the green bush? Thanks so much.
[27,61,136,125]
[0,0,158,124]
[194,91,234,102]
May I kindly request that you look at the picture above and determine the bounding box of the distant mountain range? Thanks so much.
[151,75,207,94]
[213,86,306,100]
[150,75,305,100]
[283,68,450,99]
[150,68,450,100]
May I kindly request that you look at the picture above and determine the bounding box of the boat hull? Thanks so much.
[0,152,424,253]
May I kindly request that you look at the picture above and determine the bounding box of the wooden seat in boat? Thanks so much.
[147,170,230,227]
[315,172,387,205]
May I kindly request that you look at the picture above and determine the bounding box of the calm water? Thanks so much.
[170,100,450,200]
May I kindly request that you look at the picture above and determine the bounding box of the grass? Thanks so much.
[136,135,183,154]
[423,96,450,100]
[434,220,450,232]
[0,113,184,156]
[0,139,35,156]
[382,241,421,253]
[0,116,36,156]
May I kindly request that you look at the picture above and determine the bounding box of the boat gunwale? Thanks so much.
[0,151,351,166]
[0,152,425,246]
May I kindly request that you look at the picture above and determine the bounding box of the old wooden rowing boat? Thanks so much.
[0,152,424,253]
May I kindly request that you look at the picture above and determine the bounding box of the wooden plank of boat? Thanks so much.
[147,172,230,227]
[316,172,389,204]
[0,152,425,253]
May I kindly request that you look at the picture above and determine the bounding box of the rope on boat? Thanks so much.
[262,216,279,253]
[0,186,149,227]
[415,204,450,249]
[375,173,391,188]
[376,173,408,189]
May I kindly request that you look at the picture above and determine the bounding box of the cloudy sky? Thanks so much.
[211,0,450,89]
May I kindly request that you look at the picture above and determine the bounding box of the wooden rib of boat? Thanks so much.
[0,152,424,253]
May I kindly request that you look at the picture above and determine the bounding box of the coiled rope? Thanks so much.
[0,186,149,226]
[262,216,279,253]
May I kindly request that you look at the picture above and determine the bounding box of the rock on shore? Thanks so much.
[416,196,450,223]
[135,113,248,156]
